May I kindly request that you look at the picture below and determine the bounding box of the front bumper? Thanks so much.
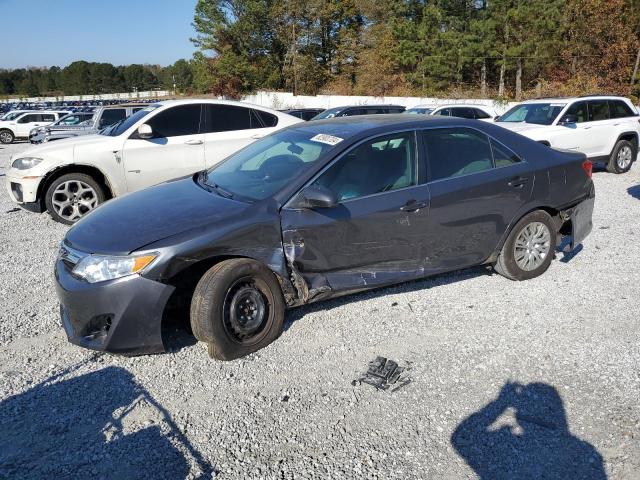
[5,172,42,204]
[54,257,175,355]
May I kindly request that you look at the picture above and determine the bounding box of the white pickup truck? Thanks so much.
[495,96,640,173]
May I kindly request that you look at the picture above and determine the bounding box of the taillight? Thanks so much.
[582,160,593,178]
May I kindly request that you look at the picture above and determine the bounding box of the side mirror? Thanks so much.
[297,185,338,209]
[137,123,153,139]
[559,114,578,125]
[494,115,501,121]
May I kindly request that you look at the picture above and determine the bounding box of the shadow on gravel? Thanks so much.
[451,382,606,479]
[283,265,491,331]
[628,185,640,200]
[0,358,213,479]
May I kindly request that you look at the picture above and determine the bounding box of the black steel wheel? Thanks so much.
[191,258,285,360]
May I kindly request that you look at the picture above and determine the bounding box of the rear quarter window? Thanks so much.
[609,100,636,119]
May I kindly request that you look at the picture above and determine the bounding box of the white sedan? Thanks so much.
[5,99,302,224]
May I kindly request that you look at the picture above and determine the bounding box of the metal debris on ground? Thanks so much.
[353,356,412,392]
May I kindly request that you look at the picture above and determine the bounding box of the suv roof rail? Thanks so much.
[578,94,623,98]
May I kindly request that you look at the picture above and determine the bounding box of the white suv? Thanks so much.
[496,96,640,173]
[0,110,71,144]
[6,99,302,224]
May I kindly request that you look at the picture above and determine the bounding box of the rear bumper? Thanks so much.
[566,192,595,249]
[55,258,175,355]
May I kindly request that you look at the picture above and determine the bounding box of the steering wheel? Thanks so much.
[257,154,304,180]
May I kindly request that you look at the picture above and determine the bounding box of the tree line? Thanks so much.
[0,60,194,97]
[191,0,640,100]
[3,0,640,100]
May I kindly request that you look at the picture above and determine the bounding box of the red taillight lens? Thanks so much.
[582,160,593,178]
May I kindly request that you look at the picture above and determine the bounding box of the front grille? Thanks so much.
[10,182,23,202]
[58,243,88,272]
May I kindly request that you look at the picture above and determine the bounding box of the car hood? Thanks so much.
[494,122,549,133]
[19,134,112,157]
[65,176,250,255]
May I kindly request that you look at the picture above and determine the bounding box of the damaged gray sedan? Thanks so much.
[55,115,595,360]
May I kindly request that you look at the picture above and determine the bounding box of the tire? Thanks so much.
[44,173,105,225]
[190,258,285,361]
[494,210,557,281]
[0,129,14,144]
[607,139,635,174]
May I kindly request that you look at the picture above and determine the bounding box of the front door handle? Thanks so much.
[251,133,265,139]
[400,200,427,212]
[184,139,203,145]
[508,176,529,188]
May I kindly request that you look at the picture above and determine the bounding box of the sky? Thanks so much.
[1,0,198,69]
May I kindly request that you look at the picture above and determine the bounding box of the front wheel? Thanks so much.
[0,129,14,144]
[494,210,557,281]
[44,173,105,225]
[607,140,636,174]
[190,258,285,360]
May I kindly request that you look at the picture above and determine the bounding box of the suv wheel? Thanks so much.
[191,258,285,360]
[44,173,105,225]
[607,140,636,174]
[494,210,557,281]
[0,129,14,144]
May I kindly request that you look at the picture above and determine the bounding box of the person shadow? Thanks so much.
[0,358,213,479]
[451,382,606,479]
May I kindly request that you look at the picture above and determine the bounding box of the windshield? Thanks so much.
[99,106,159,137]
[204,129,337,201]
[497,103,566,125]
[2,111,27,121]
[311,107,344,120]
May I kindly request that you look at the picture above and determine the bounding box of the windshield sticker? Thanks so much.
[310,133,343,146]
[550,103,566,107]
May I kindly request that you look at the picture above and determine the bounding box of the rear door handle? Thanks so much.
[184,139,203,145]
[508,176,529,188]
[400,200,427,212]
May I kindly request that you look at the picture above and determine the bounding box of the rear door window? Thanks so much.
[203,104,253,132]
[251,109,278,127]
[450,108,476,119]
[473,108,491,119]
[587,100,610,121]
[490,139,521,167]
[564,101,589,123]
[609,100,635,119]
[434,108,452,117]
[42,114,55,122]
[423,128,494,181]
[146,104,202,137]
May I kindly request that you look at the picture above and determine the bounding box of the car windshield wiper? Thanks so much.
[199,171,234,199]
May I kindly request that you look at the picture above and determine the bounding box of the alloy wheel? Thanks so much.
[51,180,99,222]
[0,131,13,144]
[513,221,551,271]
[616,145,633,170]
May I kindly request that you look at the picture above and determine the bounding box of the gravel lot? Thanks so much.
[1,140,639,479]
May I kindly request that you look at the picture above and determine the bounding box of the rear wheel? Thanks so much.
[494,210,557,281]
[44,173,105,225]
[607,140,635,174]
[0,129,14,144]
[190,258,285,360]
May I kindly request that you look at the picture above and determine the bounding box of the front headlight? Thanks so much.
[72,254,157,283]
[12,157,43,170]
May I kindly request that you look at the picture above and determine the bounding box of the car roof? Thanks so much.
[153,98,282,112]
[286,114,481,139]
[518,96,630,104]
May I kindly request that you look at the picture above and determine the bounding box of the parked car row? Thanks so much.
[29,104,150,144]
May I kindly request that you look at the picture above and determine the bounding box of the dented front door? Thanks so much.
[280,184,432,300]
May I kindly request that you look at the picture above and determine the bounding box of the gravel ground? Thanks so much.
[0,140,639,479]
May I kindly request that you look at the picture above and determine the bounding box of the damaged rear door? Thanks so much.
[280,130,432,301]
